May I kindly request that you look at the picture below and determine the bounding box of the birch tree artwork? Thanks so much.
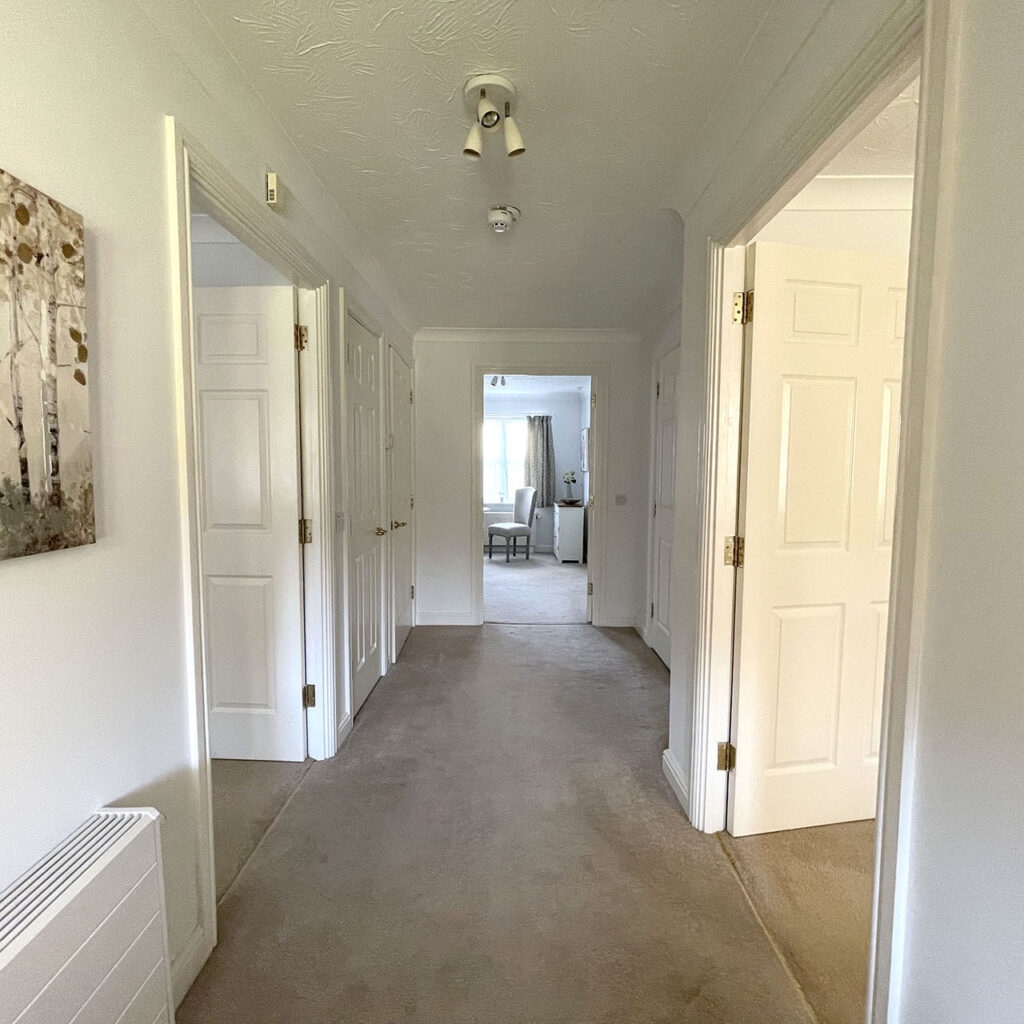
[0,168,94,559]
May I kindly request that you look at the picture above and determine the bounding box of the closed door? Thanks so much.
[194,286,306,761]
[650,347,679,667]
[346,312,386,714]
[388,347,414,660]
[729,242,906,836]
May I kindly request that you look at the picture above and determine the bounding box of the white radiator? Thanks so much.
[0,808,175,1024]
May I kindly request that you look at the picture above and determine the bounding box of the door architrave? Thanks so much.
[166,118,338,1002]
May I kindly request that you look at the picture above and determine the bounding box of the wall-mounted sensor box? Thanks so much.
[265,172,279,207]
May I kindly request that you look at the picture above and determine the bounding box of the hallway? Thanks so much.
[179,625,814,1024]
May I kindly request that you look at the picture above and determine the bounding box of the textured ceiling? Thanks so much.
[484,374,590,397]
[822,80,919,177]
[196,0,776,331]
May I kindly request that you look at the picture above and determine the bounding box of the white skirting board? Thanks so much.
[662,750,691,819]
[0,808,175,1024]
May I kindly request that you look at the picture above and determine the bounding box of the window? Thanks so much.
[483,417,527,503]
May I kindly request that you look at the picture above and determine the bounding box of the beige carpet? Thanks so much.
[211,758,312,900]
[484,552,588,623]
[721,820,876,1024]
[180,625,815,1024]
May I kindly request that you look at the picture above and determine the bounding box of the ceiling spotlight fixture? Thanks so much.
[462,74,525,159]
[463,121,484,159]
[488,205,520,234]
[503,103,525,157]
[490,375,499,386]
[477,90,501,130]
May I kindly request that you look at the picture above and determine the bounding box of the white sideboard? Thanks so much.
[553,503,585,563]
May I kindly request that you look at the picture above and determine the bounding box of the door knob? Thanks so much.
[391,520,408,529]
[375,526,388,536]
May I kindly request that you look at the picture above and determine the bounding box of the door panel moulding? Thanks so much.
[166,117,340,1003]
[685,2,928,1020]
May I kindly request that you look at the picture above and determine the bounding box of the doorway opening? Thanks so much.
[187,194,314,901]
[169,123,339,981]
[481,374,592,624]
[703,75,920,1024]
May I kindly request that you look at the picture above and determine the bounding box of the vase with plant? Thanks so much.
[563,470,578,503]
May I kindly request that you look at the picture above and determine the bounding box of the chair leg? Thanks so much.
[526,536,530,559]
[513,537,518,559]
[506,538,511,562]
[489,534,493,559]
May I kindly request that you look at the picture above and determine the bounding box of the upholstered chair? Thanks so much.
[488,487,538,562]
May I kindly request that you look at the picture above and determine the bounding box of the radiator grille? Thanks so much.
[0,812,144,955]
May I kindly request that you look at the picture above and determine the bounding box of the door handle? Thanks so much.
[391,520,408,529]
[375,526,388,536]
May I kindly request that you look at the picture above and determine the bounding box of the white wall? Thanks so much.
[482,389,586,551]
[415,330,646,627]
[890,2,1024,1017]
[189,214,290,287]
[755,176,913,254]
[0,0,411,1002]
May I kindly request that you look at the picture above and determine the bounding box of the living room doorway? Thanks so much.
[481,374,592,624]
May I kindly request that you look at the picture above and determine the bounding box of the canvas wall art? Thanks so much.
[0,168,93,559]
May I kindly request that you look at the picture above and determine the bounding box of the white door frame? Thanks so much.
[684,3,940,1018]
[471,363,608,625]
[165,118,339,1001]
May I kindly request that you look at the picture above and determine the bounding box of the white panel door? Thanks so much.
[388,347,414,660]
[346,312,386,713]
[650,347,679,666]
[194,286,306,761]
[729,242,906,836]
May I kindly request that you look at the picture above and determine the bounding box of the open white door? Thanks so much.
[728,242,906,836]
[194,286,306,762]
[649,348,679,666]
[346,311,387,714]
[388,347,414,659]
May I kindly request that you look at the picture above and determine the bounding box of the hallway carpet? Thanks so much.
[211,758,312,900]
[484,552,588,623]
[721,820,876,1024]
[179,626,815,1024]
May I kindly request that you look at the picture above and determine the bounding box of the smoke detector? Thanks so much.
[488,205,520,234]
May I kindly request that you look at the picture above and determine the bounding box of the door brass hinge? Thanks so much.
[302,683,316,708]
[409,496,414,510]
[650,601,654,618]
[717,741,736,771]
[591,393,597,408]
[299,518,312,544]
[409,388,414,404]
[656,381,660,399]
[294,323,308,350]
[652,501,657,518]
[732,290,754,325]
[410,585,415,599]
[588,494,595,510]
[587,582,594,596]
[724,535,744,567]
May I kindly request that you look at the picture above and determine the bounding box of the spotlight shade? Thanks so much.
[503,114,525,157]
[477,91,501,131]
[490,376,499,386]
[463,122,483,159]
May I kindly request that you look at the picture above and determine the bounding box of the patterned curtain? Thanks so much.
[525,415,556,507]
